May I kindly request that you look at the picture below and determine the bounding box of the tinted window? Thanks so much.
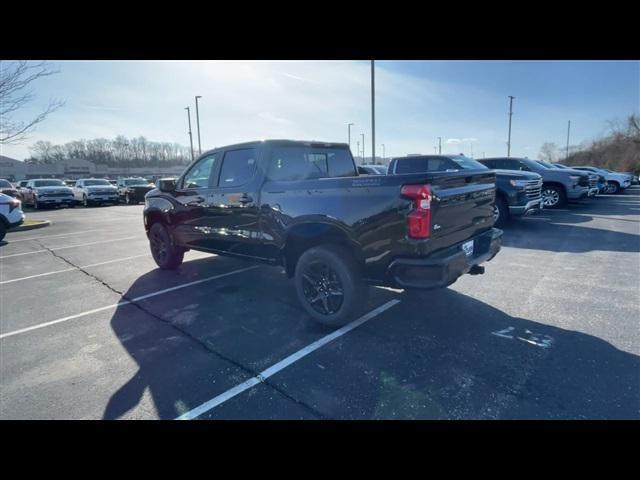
[183,154,218,189]
[394,156,460,174]
[0,179,12,188]
[33,180,64,187]
[448,156,489,170]
[497,159,521,171]
[84,180,110,186]
[218,149,257,188]
[267,147,355,181]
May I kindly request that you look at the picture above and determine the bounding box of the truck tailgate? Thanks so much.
[428,171,496,251]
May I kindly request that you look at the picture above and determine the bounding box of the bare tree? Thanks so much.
[539,142,559,162]
[0,60,65,144]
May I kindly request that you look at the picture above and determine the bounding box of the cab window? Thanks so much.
[182,154,218,189]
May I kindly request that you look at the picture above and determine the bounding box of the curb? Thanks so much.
[10,220,52,232]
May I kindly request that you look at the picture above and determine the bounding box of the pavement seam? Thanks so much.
[32,241,326,419]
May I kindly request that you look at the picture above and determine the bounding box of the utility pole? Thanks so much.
[434,146,437,154]
[361,133,365,164]
[438,136,442,155]
[507,95,515,157]
[185,107,194,162]
[371,60,376,167]
[381,143,385,164]
[565,120,571,160]
[356,140,360,163]
[469,141,474,158]
[348,123,354,150]
[195,96,202,155]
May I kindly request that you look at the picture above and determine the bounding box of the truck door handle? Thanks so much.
[239,194,253,204]
[186,196,205,206]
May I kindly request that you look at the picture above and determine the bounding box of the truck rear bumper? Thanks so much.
[387,228,503,290]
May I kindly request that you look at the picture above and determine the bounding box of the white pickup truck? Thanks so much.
[73,178,119,207]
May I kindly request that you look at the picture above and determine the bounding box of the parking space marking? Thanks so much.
[0,254,150,285]
[176,298,402,420]
[0,236,140,259]
[0,265,260,340]
[6,229,105,243]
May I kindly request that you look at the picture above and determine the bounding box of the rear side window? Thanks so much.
[394,156,460,174]
[0,179,11,188]
[218,149,257,188]
[267,147,356,181]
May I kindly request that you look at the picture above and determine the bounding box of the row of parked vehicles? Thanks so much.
[140,139,636,324]
[360,156,635,227]
[0,177,156,209]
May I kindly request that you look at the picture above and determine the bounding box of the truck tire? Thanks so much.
[607,181,619,194]
[493,196,509,228]
[294,244,368,326]
[541,184,566,209]
[149,222,184,270]
[34,197,40,210]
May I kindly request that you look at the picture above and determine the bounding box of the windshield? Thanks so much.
[124,179,150,186]
[84,180,111,186]
[535,160,556,169]
[34,180,64,187]
[0,180,12,188]
[449,156,489,171]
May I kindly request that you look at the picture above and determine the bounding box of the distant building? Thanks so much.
[0,156,186,181]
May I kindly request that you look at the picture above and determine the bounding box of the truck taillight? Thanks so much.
[401,184,432,239]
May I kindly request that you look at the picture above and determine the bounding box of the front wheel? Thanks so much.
[33,197,40,210]
[541,185,566,209]
[607,181,619,194]
[294,245,368,326]
[149,222,184,270]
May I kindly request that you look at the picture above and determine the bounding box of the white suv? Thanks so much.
[74,178,119,207]
[0,192,25,241]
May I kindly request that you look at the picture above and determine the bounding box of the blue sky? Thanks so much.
[1,60,638,161]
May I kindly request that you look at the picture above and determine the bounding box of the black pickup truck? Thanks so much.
[143,140,502,324]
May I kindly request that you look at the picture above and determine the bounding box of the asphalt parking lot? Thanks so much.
[1,189,639,420]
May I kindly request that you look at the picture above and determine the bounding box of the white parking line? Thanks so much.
[0,254,150,285]
[0,236,141,259]
[0,265,260,340]
[175,298,401,420]
[6,229,105,243]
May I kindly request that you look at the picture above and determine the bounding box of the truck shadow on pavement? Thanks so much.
[102,265,640,419]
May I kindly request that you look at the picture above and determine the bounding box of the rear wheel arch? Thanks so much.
[282,222,364,278]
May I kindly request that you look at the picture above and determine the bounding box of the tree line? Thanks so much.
[26,136,193,168]
[538,114,640,175]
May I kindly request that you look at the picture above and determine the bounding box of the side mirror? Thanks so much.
[158,178,177,193]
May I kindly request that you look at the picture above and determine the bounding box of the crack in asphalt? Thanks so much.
[34,240,326,419]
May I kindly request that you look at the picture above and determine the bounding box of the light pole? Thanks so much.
[438,137,442,155]
[185,107,194,162]
[507,95,515,157]
[361,133,365,164]
[434,146,437,154]
[381,143,385,164]
[348,123,354,150]
[371,60,376,166]
[195,95,202,155]
[565,120,571,160]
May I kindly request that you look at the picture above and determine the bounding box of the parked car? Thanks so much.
[143,140,502,324]
[357,164,388,175]
[73,178,119,207]
[558,165,613,194]
[478,158,590,209]
[387,155,543,228]
[0,178,20,198]
[0,193,25,241]
[598,168,632,193]
[535,160,599,197]
[20,179,75,209]
[117,178,155,204]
